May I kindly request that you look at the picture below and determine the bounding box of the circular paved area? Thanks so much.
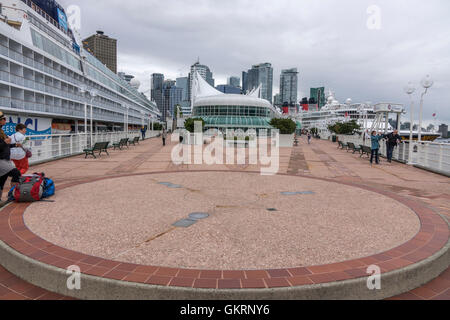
[0,170,448,295]
[24,171,420,269]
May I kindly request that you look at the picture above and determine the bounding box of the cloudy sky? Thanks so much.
[59,0,450,124]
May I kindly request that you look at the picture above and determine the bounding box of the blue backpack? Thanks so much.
[42,177,55,199]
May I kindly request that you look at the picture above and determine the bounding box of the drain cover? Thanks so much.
[189,212,209,220]
[172,219,197,228]
[281,191,315,196]
[158,182,183,189]
[167,184,182,189]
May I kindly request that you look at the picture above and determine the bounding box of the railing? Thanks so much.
[335,134,450,175]
[26,130,161,165]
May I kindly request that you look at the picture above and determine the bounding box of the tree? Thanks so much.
[328,120,361,135]
[269,118,296,134]
[152,122,163,131]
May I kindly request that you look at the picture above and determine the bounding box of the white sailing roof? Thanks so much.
[192,72,272,109]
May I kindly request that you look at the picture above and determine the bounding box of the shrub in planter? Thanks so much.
[184,118,205,133]
[328,120,361,135]
[269,118,296,134]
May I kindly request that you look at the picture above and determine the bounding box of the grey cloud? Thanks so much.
[59,0,450,123]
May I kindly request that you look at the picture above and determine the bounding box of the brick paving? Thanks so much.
[0,135,448,300]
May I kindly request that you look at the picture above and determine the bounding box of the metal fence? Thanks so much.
[25,130,161,165]
[335,134,450,175]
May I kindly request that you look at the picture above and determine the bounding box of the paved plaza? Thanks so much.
[0,136,449,299]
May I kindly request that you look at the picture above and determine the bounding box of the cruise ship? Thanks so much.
[0,0,160,136]
[292,91,440,141]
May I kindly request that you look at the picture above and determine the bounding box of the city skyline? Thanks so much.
[59,0,450,123]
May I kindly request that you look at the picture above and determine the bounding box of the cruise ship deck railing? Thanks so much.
[23,130,161,165]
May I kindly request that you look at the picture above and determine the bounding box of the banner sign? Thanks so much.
[57,8,68,31]
[2,115,52,137]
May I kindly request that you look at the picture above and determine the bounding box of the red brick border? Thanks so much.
[0,171,448,290]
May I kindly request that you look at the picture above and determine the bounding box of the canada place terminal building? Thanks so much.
[191,72,278,133]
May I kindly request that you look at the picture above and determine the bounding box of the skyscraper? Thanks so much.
[151,73,164,114]
[228,76,240,88]
[176,77,189,101]
[242,71,248,94]
[245,63,273,103]
[188,61,215,103]
[82,31,117,74]
[273,93,282,108]
[216,84,241,94]
[280,68,298,105]
[163,80,183,120]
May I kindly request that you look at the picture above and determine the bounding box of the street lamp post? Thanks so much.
[418,75,434,143]
[404,82,416,165]
[125,106,130,138]
[79,85,97,147]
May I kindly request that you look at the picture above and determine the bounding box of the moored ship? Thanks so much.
[0,0,160,136]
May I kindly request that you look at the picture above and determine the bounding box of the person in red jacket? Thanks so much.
[10,123,29,175]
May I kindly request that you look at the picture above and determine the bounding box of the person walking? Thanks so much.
[141,126,146,141]
[0,112,22,202]
[307,131,312,144]
[369,131,384,165]
[162,128,167,146]
[10,123,29,175]
[385,130,402,163]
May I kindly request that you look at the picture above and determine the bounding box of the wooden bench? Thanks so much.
[338,141,348,150]
[128,136,140,146]
[113,138,129,150]
[83,142,109,159]
[360,145,371,158]
[347,142,362,154]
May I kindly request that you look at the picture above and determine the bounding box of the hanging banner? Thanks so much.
[57,7,68,31]
[3,115,52,137]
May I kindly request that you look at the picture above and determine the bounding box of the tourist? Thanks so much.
[0,112,22,201]
[10,124,29,175]
[369,131,383,165]
[385,130,402,163]
[141,126,146,141]
[162,128,167,146]
[307,131,312,144]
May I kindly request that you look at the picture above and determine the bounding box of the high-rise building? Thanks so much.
[273,93,282,108]
[310,87,326,109]
[188,62,214,103]
[176,77,189,101]
[280,68,298,105]
[439,124,449,138]
[82,31,117,74]
[242,71,248,94]
[245,63,273,103]
[151,73,164,114]
[216,84,241,94]
[163,80,183,120]
[228,76,241,88]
